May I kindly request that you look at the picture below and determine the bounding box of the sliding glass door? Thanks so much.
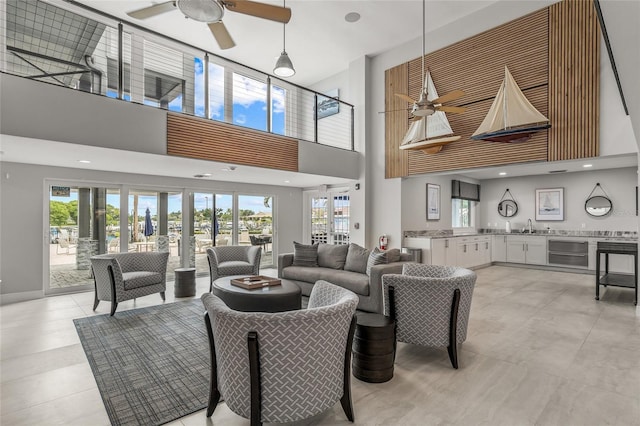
[47,184,120,294]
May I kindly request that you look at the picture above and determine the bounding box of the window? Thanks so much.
[233,73,267,131]
[452,199,473,228]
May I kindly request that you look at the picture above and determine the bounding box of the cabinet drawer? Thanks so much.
[548,252,588,267]
[548,240,588,254]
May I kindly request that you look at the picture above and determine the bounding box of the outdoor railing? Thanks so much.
[1,0,355,151]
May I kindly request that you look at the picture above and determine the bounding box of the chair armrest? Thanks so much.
[368,262,407,314]
[278,253,294,278]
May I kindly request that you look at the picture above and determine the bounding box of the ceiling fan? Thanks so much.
[126,0,292,50]
[394,0,466,119]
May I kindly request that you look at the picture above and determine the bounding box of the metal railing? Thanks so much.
[1,0,355,151]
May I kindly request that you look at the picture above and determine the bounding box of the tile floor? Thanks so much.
[1,266,639,425]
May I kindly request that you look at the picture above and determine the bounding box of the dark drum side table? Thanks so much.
[174,267,196,298]
[352,312,396,383]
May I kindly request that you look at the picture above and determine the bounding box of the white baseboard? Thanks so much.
[0,290,44,305]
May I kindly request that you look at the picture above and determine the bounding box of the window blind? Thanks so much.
[451,180,480,201]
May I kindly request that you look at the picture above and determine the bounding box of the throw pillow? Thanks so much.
[386,248,401,263]
[366,247,388,275]
[317,243,349,269]
[292,241,319,267]
[344,243,370,274]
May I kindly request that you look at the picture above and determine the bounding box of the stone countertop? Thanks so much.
[404,229,638,241]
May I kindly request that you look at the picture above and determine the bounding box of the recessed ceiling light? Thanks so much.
[499,172,507,176]
[284,180,290,183]
[583,164,593,168]
[78,160,91,164]
[345,12,360,23]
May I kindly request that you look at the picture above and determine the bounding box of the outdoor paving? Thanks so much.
[48,244,273,289]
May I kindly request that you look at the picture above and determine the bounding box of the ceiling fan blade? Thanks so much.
[208,21,236,49]
[394,93,416,104]
[431,89,465,105]
[223,0,291,23]
[436,105,467,114]
[127,1,176,19]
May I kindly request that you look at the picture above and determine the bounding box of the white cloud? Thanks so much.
[235,114,247,124]
[233,74,267,107]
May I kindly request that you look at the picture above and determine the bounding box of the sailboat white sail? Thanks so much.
[471,66,550,142]
[399,71,461,154]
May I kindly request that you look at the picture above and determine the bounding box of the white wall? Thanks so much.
[479,167,638,233]
[0,162,303,301]
[401,174,480,233]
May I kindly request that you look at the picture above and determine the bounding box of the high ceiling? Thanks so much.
[62,0,505,87]
[5,0,635,188]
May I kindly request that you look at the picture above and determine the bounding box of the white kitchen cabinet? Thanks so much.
[492,235,508,262]
[457,236,491,268]
[431,238,457,266]
[506,235,547,265]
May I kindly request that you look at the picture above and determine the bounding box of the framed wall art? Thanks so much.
[535,187,564,221]
[426,183,440,220]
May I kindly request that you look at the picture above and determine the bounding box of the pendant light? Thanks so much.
[273,0,295,77]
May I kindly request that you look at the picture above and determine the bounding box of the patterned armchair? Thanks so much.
[201,280,359,425]
[382,263,476,369]
[206,246,261,292]
[90,252,169,316]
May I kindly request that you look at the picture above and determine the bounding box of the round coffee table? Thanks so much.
[212,275,302,313]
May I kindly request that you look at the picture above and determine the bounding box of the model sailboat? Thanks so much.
[471,66,550,143]
[399,71,461,155]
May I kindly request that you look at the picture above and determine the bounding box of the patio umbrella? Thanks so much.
[144,208,154,239]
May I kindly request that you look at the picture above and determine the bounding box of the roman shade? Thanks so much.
[451,180,480,201]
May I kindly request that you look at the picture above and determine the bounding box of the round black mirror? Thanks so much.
[585,196,612,217]
[498,200,518,217]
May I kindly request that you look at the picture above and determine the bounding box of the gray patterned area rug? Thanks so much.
[74,299,210,426]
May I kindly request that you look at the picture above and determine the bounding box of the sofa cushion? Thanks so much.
[317,243,349,269]
[386,248,401,263]
[122,271,162,290]
[344,243,370,274]
[292,241,319,267]
[282,266,369,296]
[366,247,388,275]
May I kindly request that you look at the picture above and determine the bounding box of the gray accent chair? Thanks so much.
[207,245,261,292]
[382,263,476,369]
[202,280,359,426]
[90,252,169,316]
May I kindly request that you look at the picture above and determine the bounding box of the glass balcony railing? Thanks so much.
[2,0,355,151]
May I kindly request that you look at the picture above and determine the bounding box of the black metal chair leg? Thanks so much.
[160,291,165,301]
[448,289,461,369]
[92,267,100,310]
[340,316,357,422]
[110,301,118,316]
[108,265,118,316]
[248,331,262,426]
[204,312,221,417]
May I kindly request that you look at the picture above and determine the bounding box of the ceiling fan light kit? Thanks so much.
[126,0,292,51]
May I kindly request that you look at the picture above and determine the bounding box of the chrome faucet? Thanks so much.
[527,219,533,234]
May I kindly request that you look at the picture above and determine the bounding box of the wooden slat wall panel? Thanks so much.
[401,9,550,175]
[548,0,600,161]
[167,114,298,172]
[385,64,409,178]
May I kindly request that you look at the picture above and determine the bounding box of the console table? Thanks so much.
[595,241,637,305]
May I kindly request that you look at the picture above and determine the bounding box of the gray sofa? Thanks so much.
[278,243,412,313]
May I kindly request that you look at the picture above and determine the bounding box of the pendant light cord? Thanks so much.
[282,0,287,51]
[422,0,425,80]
